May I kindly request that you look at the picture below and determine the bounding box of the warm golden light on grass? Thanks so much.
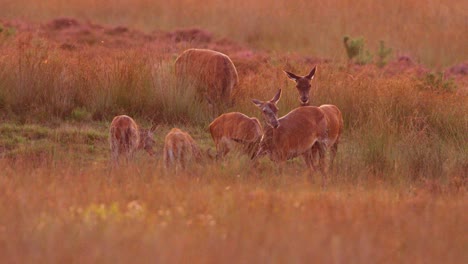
[2,0,467,66]
[0,1,466,262]
[0,160,466,263]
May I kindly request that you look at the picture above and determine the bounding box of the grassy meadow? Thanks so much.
[0,0,467,263]
[2,0,468,67]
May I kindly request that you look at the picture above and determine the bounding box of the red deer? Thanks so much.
[174,48,238,108]
[284,66,317,106]
[285,66,344,168]
[209,112,263,159]
[109,115,156,165]
[251,89,329,187]
[163,128,202,169]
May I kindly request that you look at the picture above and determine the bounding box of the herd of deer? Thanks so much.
[109,49,343,187]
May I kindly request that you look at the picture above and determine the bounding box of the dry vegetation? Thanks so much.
[2,0,467,67]
[1,159,466,263]
[0,0,467,263]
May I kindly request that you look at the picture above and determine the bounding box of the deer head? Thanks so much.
[139,126,157,156]
[284,66,316,106]
[252,89,282,128]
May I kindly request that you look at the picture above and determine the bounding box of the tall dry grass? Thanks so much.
[0,3,467,262]
[0,159,466,263]
[1,0,467,67]
[0,33,466,181]
[0,38,210,124]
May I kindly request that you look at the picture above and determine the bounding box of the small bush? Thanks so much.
[0,24,16,38]
[376,40,392,68]
[420,72,457,92]
[343,35,373,65]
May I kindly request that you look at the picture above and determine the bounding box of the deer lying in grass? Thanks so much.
[252,89,329,187]
[163,128,202,170]
[174,48,238,107]
[284,66,344,168]
[209,112,263,159]
[109,115,156,165]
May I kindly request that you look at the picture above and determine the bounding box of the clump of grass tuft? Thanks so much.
[70,107,92,122]
[419,71,457,92]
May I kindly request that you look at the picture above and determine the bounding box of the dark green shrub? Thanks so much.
[343,35,373,65]
[420,72,457,92]
[376,40,392,68]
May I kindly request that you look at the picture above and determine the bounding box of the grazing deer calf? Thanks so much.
[163,128,202,169]
[252,89,329,187]
[285,66,344,168]
[209,112,263,159]
[109,115,156,165]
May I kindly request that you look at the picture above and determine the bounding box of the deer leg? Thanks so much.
[249,147,262,170]
[180,150,187,170]
[303,150,316,183]
[245,142,255,159]
[330,142,338,169]
[163,152,170,169]
[317,142,327,189]
[216,140,230,160]
[110,140,121,167]
[126,149,134,165]
[111,148,119,168]
[311,142,321,168]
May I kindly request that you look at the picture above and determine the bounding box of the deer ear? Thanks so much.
[306,66,316,80]
[270,89,282,104]
[284,70,300,82]
[252,99,263,107]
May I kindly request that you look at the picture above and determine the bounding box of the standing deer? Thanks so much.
[163,128,202,170]
[252,89,329,187]
[209,112,263,159]
[284,66,344,168]
[174,48,238,113]
[109,115,156,165]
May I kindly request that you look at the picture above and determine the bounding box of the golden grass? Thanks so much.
[0,159,466,263]
[0,3,467,262]
[1,0,467,67]
[0,112,466,263]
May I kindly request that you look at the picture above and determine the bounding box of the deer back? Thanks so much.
[175,48,238,102]
[209,112,263,144]
[164,128,201,167]
[260,106,327,161]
